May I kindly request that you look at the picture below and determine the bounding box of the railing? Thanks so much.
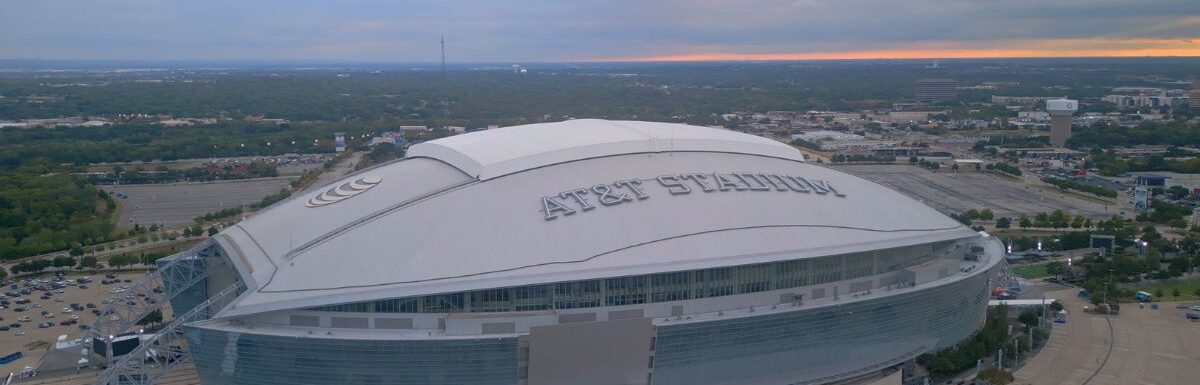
[88,240,228,342]
[94,281,244,385]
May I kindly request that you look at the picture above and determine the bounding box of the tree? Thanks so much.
[1172,288,1180,297]
[136,309,163,326]
[1071,215,1085,229]
[1018,308,1040,327]
[182,227,193,238]
[1045,261,1068,278]
[979,209,994,221]
[1019,215,1032,229]
[995,217,1012,229]
[976,367,1015,385]
[80,256,98,268]
[52,255,75,270]
[207,226,219,236]
[1155,288,1164,298]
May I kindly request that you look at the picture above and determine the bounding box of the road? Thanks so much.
[1014,286,1200,385]
[302,152,364,194]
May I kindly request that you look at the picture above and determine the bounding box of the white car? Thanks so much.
[14,330,24,336]
[1192,305,1200,311]
[18,316,31,322]
[32,303,42,308]
[61,308,72,313]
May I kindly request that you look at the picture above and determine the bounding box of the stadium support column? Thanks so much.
[902,358,918,383]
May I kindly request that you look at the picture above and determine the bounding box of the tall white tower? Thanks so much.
[1046,99,1077,147]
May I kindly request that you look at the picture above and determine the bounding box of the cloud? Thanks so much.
[0,0,1196,61]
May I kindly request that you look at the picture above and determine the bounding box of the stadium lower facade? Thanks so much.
[164,120,1006,385]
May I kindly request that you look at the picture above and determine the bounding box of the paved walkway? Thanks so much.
[1014,286,1200,385]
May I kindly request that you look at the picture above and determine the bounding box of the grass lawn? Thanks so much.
[1129,277,1200,302]
[1012,264,1050,279]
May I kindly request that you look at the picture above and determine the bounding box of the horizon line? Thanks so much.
[1,54,1199,66]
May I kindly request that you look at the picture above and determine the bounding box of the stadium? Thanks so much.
[138,120,1005,385]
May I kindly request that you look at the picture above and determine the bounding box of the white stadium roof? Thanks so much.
[215,120,976,317]
[407,120,806,180]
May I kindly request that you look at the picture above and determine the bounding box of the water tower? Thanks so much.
[1046,99,1077,147]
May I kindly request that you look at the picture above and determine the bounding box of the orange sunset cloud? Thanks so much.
[599,38,1200,62]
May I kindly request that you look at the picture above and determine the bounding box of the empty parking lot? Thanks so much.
[832,165,1117,219]
[102,177,294,229]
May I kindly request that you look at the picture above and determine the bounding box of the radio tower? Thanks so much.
[440,36,449,119]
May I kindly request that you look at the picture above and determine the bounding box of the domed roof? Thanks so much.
[216,120,975,317]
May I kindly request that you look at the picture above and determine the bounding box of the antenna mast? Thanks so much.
[441,36,449,119]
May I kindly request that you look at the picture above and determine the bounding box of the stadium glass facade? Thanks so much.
[184,238,997,385]
[186,327,518,385]
[651,267,989,385]
[306,241,951,314]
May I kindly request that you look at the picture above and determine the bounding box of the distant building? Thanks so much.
[915,78,957,101]
[792,130,863,142]
[1017,111,1049,121]
[1191,78,1200,112]
[888,110,947,123]
[1102,94,1187,108]
[369,132,404,147]
[1135,175,1167,186]
[1046,99,1078,147]
[990,96,1065,107]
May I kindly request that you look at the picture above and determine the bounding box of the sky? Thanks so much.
[1,0,1198,62]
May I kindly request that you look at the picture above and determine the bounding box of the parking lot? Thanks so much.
[0,272,158,374]
[103,177,294,229]
[1014,286,1200,385]
[833,165,1117,219]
